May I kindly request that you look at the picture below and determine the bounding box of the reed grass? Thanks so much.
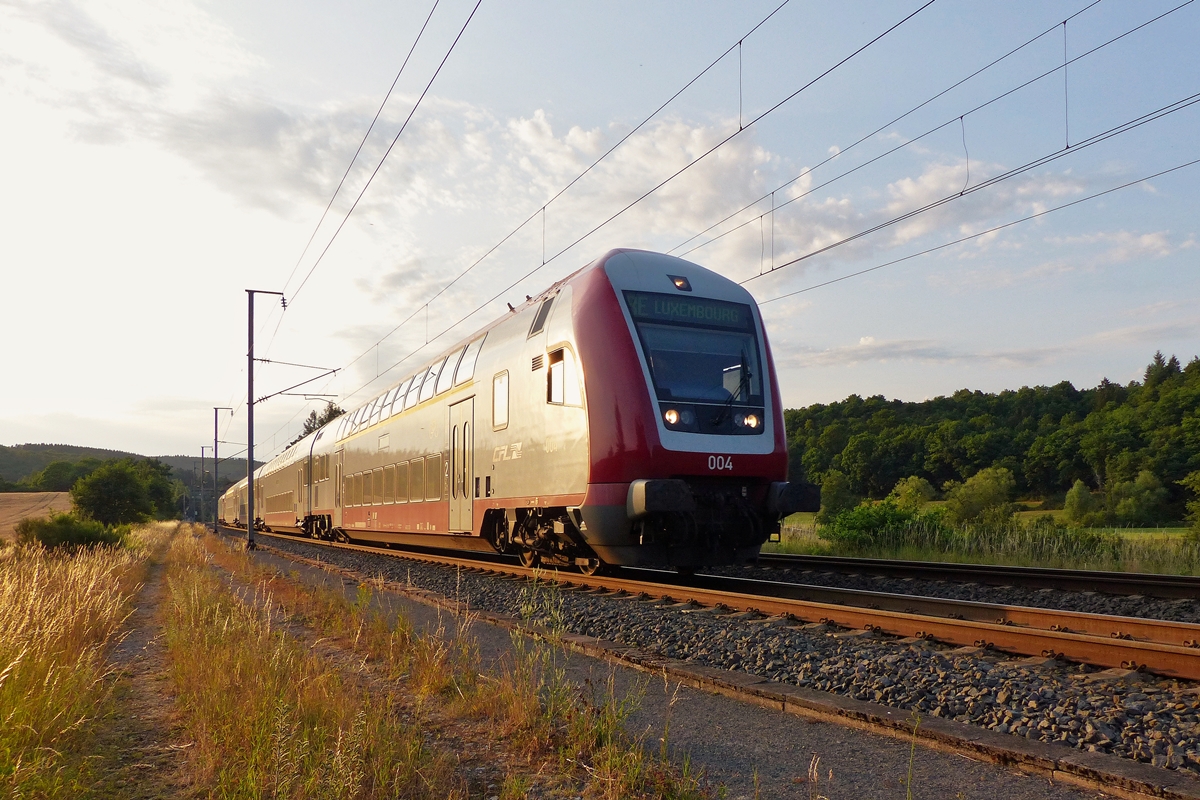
[0,524,163,797]
[770,518,1200,575]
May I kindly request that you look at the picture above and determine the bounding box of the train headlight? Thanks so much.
[663,407,696,428]
[734,413,760,429]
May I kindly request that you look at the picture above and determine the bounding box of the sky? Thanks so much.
[1,0,1197,460]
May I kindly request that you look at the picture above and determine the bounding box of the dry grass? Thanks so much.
[195,530,712,799]
[162,531,464,799]
[0,523,166,797]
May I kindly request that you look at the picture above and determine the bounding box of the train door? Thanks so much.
[449,398,474,532]
[333,449,344,528]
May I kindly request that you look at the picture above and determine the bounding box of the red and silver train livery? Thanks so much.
[220,249,817,569]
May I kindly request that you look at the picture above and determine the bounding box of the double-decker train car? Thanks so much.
[221,249,817,569]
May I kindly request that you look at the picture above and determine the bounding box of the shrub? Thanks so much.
[1063,479,1095,524]
[1180,471,1200,542]
[1110,470,1169,526]
[71,462,154,526]
[819,499,947,549]
[942,467,1016,525]
[816,470,858,524]
[888,475,936,511]
[14,513,127,549]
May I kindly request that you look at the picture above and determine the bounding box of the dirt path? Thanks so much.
[0,491,71,542]
[87,551,193,799]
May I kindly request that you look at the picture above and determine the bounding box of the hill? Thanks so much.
[0,443,257,487]
[784,352,1200,519]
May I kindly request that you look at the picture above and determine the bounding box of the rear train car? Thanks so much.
[221,249,816,568]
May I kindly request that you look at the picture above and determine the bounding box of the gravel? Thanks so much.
[263,536,1200,781]
[708,563,1200,624]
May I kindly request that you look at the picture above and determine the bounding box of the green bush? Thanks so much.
[14,513,127,549]
[816,470,858,524]
[820,499,938,549]
[942,467,1017,525]
[1181,471,1200,542]
[1111,470,1169,525]
[71,461,154,526]
[887,475,936,511]
[1063,479,1095,524]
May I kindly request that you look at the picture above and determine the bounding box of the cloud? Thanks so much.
[776,316,1200,372]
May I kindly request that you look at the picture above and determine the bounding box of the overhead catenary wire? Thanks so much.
[740,89,1200,283]
[674,0,1191,261]
[287,0,484,307]
[333,0,798,379]
[669,0,1106,258]
[257,0,445,355]
[755,156,1200,305]
[330,0,939,410]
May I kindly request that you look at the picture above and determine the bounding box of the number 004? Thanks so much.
[708,455,733,471]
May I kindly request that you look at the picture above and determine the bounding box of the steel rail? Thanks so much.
[752,553,1200,599]
[225,527,1200,680]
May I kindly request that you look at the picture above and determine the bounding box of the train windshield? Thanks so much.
[623,291,762,405]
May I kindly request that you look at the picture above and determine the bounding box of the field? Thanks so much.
[0,491,71,543]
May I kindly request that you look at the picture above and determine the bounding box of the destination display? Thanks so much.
[623,291,753,331]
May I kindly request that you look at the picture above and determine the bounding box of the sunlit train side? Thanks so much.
[220,249,817,569]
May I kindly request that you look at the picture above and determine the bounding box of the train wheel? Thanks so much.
[519,548,540,568]
[578,557,604,576]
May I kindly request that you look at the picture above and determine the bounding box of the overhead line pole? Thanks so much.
[213,406,232,533]
[246,290,285,550]
[200,446,211,523]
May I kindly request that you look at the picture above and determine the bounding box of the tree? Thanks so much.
[20,458,101,492]
[1111,470,1168,526]
[816,470,858,524]
[71,461,154,526]
[888,475,935,511]
[1063,479,1094,524]
[129,458,183,519]
[1179,470,1200,540]
[943,467,1016,525]
[289,402,345,447]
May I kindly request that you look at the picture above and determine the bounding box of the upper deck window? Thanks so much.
[437,347,465,394]
[455,335,485,385]
[421,357,449,403]
[623,291,762,406]
[528,297,553,337]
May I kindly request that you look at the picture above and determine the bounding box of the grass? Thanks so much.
[769,513,1200,575]
[163,531,464,799]
[187,528,713,798]
[0,523,164,797]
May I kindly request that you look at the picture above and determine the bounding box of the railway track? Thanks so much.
[221,526,1200,681]
[752,552,1200,599]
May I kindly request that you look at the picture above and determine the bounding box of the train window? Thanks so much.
[454,335,485,385]
[493,371,509,430]
[395,461,409,503]
[546,348,582,406]
[409,457,425,503]
[425,454,442,501]
[383,465,395,503]
[404,372,425,410]
[390,377,413,415]
[352,473,363,507]
[372,468,384,504]
[437,347,465,394]
[420,357,448,403]
[369,396,384,427]
[528,296,553,336]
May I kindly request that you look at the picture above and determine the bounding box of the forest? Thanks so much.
[785,352,1200,523]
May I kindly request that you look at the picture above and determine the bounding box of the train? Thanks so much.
[219,248,818,570]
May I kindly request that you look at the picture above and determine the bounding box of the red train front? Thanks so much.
[233,248,817,570]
